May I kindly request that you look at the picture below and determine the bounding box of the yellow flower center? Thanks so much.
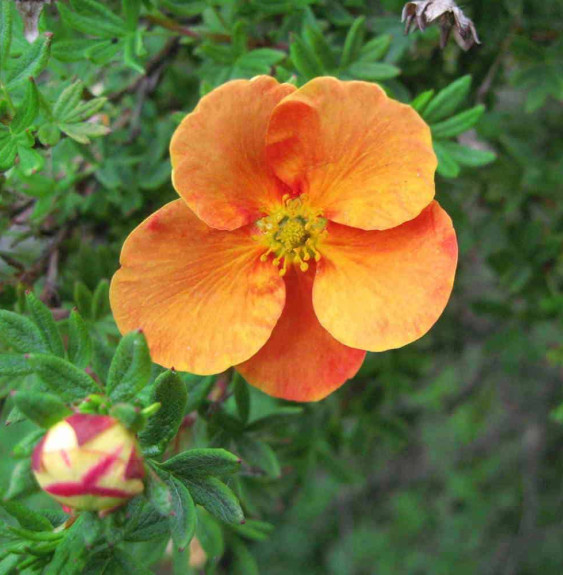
[256,195,327,277]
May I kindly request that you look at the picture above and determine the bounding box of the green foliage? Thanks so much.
[0,0,561,573]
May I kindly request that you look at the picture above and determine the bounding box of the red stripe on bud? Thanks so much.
[66,414,116,445]
[124,446,145,480]
[32,435,47,472]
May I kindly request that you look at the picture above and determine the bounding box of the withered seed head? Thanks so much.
[402,0,481,51]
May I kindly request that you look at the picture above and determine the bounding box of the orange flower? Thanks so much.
[110,76,457,402]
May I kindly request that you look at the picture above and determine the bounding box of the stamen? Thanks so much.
[254,195,327,275]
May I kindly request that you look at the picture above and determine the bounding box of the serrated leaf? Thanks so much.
[7,33,51,90]
[423,75,472,123]
[348,61,400,81]
[185,476,244,525]
[68,309,92,368]
[64,97,107,124]
[0,0,13,73]
[25,291,65,357]
[0,353,32,376]
[28,353,99,401]
[139,370,187,457]
[411,89,435,114]
[290,34,324,79]
[107,331,152,402]
[431,105,485,139]
[13,390,72,427]
[0,310,48,353]
[161,448,241,479]
[236,436,281,478]
[11,78,39,133]
[167,476,197,550]
[434,141,460,178]
[340,16,365,68]
[0,500,52,531]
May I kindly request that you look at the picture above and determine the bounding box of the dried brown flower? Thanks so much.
[15,0,51,44]
[402,0,481,51]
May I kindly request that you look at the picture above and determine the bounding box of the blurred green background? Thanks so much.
[1,0,562,573]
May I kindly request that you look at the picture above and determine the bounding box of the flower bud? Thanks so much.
[32,414,145,511]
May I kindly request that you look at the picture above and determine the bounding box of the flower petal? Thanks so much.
[237,267,365,402]
[170,76,296,231]
[266,77,437,230]
[110,200,286,374]
[313,201,457,351]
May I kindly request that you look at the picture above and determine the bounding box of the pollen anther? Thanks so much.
[255,195,327,276]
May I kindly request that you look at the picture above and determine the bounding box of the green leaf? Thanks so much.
[53,81,84,122]
[436,141,497,167]
[231,537,259,575]
[123,0,141,30]
[0,130,17,170]
[233,373,250,424]
[110,403,145,432]
[358,34,391,62]
[161,448,241,480]
[28,353,99,401]
[91,279,110,320]
[124,498,170,542]
[167,476,197,550]
[411,89,435,114]
[145,466,172,515]
[236,436,281,478]
[12,429,44,458]
[423,75,472,123]
[107,331,152,402]
[340,16,365,68]
[139,370,188,457]
[184,476,244,525]
[0,353,32,377]
[59,121,110,144]
[348,61,400,81]
[11,78,39,134]
[111,548,155,575]
[431,105,485,139]
[58,2,127,39]
[0,0,12,74]
[13,390,72,428]
[16,145,44,176]
[0,500,53,531]
[0,310,48,353]
[44,514,88,575]
[304,25,337,71]
[7,34,51,90]
[74,281,93,319]
[434,141,460,178]
[68,309,92,368]
[5,459,38,500]
[290,34,324,80]
[25,291,65,357]
[231,519,275,542]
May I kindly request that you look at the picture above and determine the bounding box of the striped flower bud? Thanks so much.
[32,414,145,511]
